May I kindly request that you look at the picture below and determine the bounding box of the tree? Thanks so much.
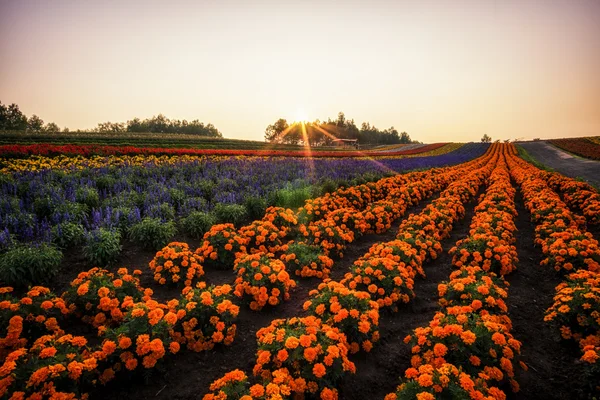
[27,115,45,132]
[44,122,60,132]
[264,118,290,142]
[0,102,27,130]
[94,121,125,133]
[399,131,411,144]
[481,134,492,143]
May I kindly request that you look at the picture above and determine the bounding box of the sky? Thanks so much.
[1,0,599,143]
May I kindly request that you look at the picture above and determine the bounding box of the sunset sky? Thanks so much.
[1,0,599,142]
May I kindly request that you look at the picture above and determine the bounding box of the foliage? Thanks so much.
[0,244,63,287]
[83,228,122,267]
[214,203,249,226]
[128,218,177,251]
[51,221,85,249]
[181,211,217,239]
[280,241,333,279]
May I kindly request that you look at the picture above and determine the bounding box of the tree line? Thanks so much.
[264,112,415,146]
[0,101,222,137]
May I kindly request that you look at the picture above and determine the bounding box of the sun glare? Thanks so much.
[294,108,309,123]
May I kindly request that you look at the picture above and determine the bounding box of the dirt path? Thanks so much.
[518,141,600,188]
[505,188,586,400]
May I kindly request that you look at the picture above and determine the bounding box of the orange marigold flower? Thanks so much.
[313,363,326,378]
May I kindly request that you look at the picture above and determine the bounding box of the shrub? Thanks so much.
[181,211,217,239]
[0,334,97,398]
[233,253,295,311]
[0,286,70,356]
[303,280,379,353]
[244,195,267,221]
[75,186,100,209]
[254,316,355,398]
[384,363,506,400]
[62,267,146,331]
[83,228,122,267]
[404,306,521,389]
[438,266,509,314]
[341,257,415,310]
[173,284,239,352]
[262,207,299,236]
[149,242,205,286]
[299,220,354,258]
[324,208,368,236]
[0,244,63,287]
[99,299,181,379]
[196,224,248,270]
[280,241,333,279]
[238,220,285,254]
[202,369,295,400]
[214,203,248,226]
[544,270,600,341]
[450,235,518,276]
[363,201,398,234]
[51,222,85,249]
[128,218,177,250]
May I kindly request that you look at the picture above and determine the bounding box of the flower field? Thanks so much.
[1,142,599,400]
[548,138,600,160]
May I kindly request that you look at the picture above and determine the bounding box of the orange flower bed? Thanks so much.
[384,362,506,400]
[403,306,521,390]
[173,284,239,352]
[438,266,509,315]
[303,280,380,353]
[507,146,600,390]
[279,241,334,279]
[0,334,97,399]
[203,368,296,400]
[253,316,355,399]
[542,171,600,225]
[196,224,249,270]
[149,242,205,286]
[0,286,70,359]
[233,253,296,311]
[62,267,148,332]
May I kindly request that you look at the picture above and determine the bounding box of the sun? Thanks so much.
[294,108,309,123]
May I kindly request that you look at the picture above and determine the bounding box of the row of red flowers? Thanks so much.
[507,147,600,393]
[0,142,449,159]
[548,138,600,161]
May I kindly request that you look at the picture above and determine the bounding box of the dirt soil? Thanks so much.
[518,141,600,188]
[54,184,593,400]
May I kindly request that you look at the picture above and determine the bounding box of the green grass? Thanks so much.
[515,144,553,171]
